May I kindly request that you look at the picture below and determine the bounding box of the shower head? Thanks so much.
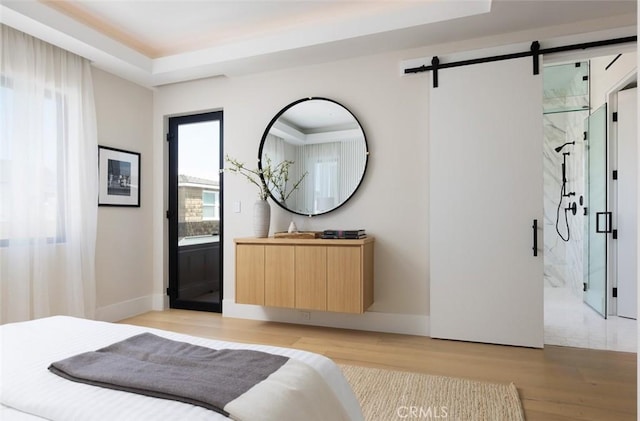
[555,141,575,153]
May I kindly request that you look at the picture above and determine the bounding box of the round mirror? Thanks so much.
[258,97,369,216]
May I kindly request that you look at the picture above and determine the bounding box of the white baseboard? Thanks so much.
[95,295,155,322]
[95,297,430,336]
[222,299,430,336]
[153,293,168,311]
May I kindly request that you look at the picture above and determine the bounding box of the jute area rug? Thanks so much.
[340,365,525,421]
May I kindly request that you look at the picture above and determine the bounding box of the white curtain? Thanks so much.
[262,134,301,209]
[262,134,286,164]
[298,142,340,213]
[337,138,367,205]
[0,25,98,323]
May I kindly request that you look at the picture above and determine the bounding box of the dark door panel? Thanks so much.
[168,111,223,313]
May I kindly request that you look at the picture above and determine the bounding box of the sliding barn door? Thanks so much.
[429,57,544,348]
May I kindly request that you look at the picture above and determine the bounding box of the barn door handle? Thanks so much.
[532,219,538,257]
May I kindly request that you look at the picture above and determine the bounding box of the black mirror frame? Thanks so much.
[258,97,369,217]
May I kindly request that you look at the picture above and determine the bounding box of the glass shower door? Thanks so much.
[584,104,607,317]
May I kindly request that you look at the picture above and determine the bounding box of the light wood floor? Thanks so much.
[120,310,637,421]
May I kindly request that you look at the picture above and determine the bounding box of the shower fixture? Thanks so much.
[556,143,576,242]
[554,141,575,153]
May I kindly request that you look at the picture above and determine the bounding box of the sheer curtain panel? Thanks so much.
[0,25,98,323]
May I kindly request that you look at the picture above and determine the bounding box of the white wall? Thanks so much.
[591,52,637,111]
[149,23,637,336]
[92,67,155,321]
[154,51,431,334]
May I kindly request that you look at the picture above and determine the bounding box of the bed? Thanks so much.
[0,316,364,421]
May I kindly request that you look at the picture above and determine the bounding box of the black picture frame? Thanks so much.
[98,145,140,207]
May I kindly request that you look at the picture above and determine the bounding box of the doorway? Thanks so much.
[167,111,223,312]
[542,54,637,352]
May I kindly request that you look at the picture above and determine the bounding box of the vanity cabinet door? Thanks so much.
[327,246,362,313]
[264,245,295,308]
[235,237,373,314]
[236,244,264,305]
[295,246,327,311]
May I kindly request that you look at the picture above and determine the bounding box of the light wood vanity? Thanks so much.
[235,236,374,314]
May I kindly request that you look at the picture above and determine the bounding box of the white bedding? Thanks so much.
[0,316,364,421]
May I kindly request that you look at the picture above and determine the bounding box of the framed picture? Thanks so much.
[98,145,140,207]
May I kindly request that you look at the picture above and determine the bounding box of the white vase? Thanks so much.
[253,199,271,238]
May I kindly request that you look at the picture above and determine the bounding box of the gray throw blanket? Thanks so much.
[48,333,289,417]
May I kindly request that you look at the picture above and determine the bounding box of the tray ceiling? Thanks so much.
[1,1,636,87]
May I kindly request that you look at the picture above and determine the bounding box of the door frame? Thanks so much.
[167,110,224,313]
[606,69,637,317]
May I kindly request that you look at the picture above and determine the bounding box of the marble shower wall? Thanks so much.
[543,112,587,294]
[543,62,589,297]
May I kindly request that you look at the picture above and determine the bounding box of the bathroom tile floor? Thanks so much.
[544,286,637,353]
